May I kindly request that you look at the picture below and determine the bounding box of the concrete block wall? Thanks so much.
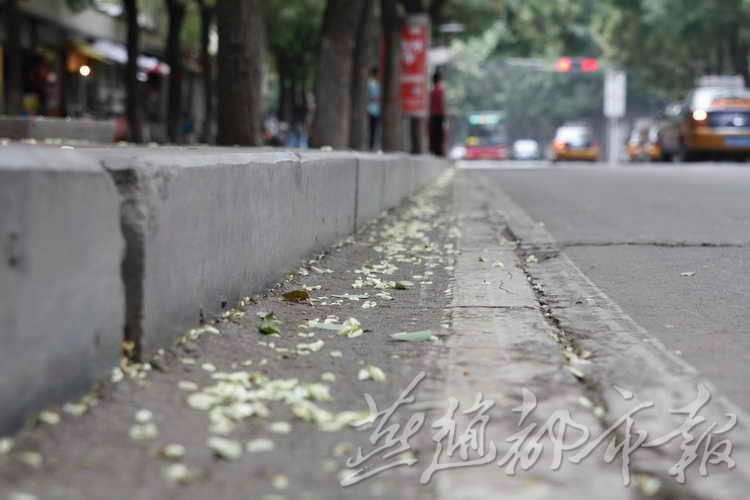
[0,146,450,432]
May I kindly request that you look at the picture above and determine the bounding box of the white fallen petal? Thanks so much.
[135,409,153,423]
[272,474,289,490]
[177,380,199,392]
[0,437,14,454]
[17,451,43,468]
[129,423,158,440]
[247,438,275,453]
[207,436,243,460]
[63,403,88,417]
[269,421,292,434]
[38,410,60,425]
[160,443,186,460]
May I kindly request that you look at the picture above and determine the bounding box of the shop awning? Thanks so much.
[90,39,170,75]
[70,40,111,64]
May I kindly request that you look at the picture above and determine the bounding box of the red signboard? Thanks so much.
[400,16,430,117]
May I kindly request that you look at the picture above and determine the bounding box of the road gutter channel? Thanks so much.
[436,175,629,499]
[480,175,750,500]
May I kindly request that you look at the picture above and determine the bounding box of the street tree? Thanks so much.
[165,0,188,143]
[264,0,325,128]
[380,0,402,151]
[3,0,22,114]
[123,0,143,142]
[216,0,265,145]
[349,0,375,150]
[310,0,367,149]
[194,0,216,143]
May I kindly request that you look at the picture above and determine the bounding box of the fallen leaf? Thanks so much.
[0,437,15,455]
[259,312,283,335]
[358,365,386,382]
[17,451,43,469]
[269,421,292,434]
[135,409,153,423]
[272,474,289,490]
[129,423,158,440]
[393,281,414,290]
[177,381,199,392]
[160,443,186,460]
[207,437,243,460]
[247,438,275,453]
[162,463,200,485]
[282,289,311,302]
[63,403,88,417]
[38,411,60,425]
[389,330,438,342]
[338,318,364,338]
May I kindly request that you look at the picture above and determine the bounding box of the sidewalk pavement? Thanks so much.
[1,170,749,500]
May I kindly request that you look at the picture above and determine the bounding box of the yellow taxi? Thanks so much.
[627,119,653,161]
[660,85,750,161]
[551,123,600,162]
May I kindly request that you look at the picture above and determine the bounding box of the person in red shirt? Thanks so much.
[429,70,446,156]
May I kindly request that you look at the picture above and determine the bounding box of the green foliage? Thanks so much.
[65,0,94,12]
[264,0,325,78]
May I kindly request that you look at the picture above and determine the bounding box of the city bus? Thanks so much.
[463,111,509,160]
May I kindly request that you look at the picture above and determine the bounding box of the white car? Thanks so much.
[511,139,541,160]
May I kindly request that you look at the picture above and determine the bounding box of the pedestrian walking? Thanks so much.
[429,70,446,156]
[368,67,381,150]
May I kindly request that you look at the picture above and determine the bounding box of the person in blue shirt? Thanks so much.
[368,67,381,150]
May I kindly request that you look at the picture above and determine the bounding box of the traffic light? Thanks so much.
[556,57,573,72]
[580,58,599,72]
[555,57,600,73]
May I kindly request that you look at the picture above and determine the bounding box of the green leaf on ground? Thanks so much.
[258,312,282,335]
[393,281,414,290]
[389,330,438,342]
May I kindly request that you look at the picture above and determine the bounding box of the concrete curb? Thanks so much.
[0,146,449,432]
[0,116,117,143]
[0,147,124,432]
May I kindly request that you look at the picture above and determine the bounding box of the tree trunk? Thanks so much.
[277,60,294,124]
[217,0,265,146]
[124,0,143,142]
[198,1,214,143]
[4,0,22,114]
[166,0,187,144]
[349,0,373,150]
[380,0,402,151]
[310,0,365,149]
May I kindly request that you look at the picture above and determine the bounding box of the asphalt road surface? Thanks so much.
[459,160,750,413]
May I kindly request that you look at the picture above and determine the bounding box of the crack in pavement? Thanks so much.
[559,241,749,249]
[509,228,708,500]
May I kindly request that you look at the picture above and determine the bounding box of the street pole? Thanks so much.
[604,69,626,164]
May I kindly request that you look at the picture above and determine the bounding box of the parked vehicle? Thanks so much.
[659,84,750,161]
[511,139,541,160]
[627,119,654,161]
[551,123,600,162]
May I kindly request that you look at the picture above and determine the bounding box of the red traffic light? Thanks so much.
[556,57,573,72]
[581,58,599,72]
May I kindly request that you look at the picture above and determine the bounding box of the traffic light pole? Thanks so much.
[604,70,627,164]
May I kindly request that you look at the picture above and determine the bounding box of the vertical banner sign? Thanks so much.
[400,15,430,117]
[604,70,626,119]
